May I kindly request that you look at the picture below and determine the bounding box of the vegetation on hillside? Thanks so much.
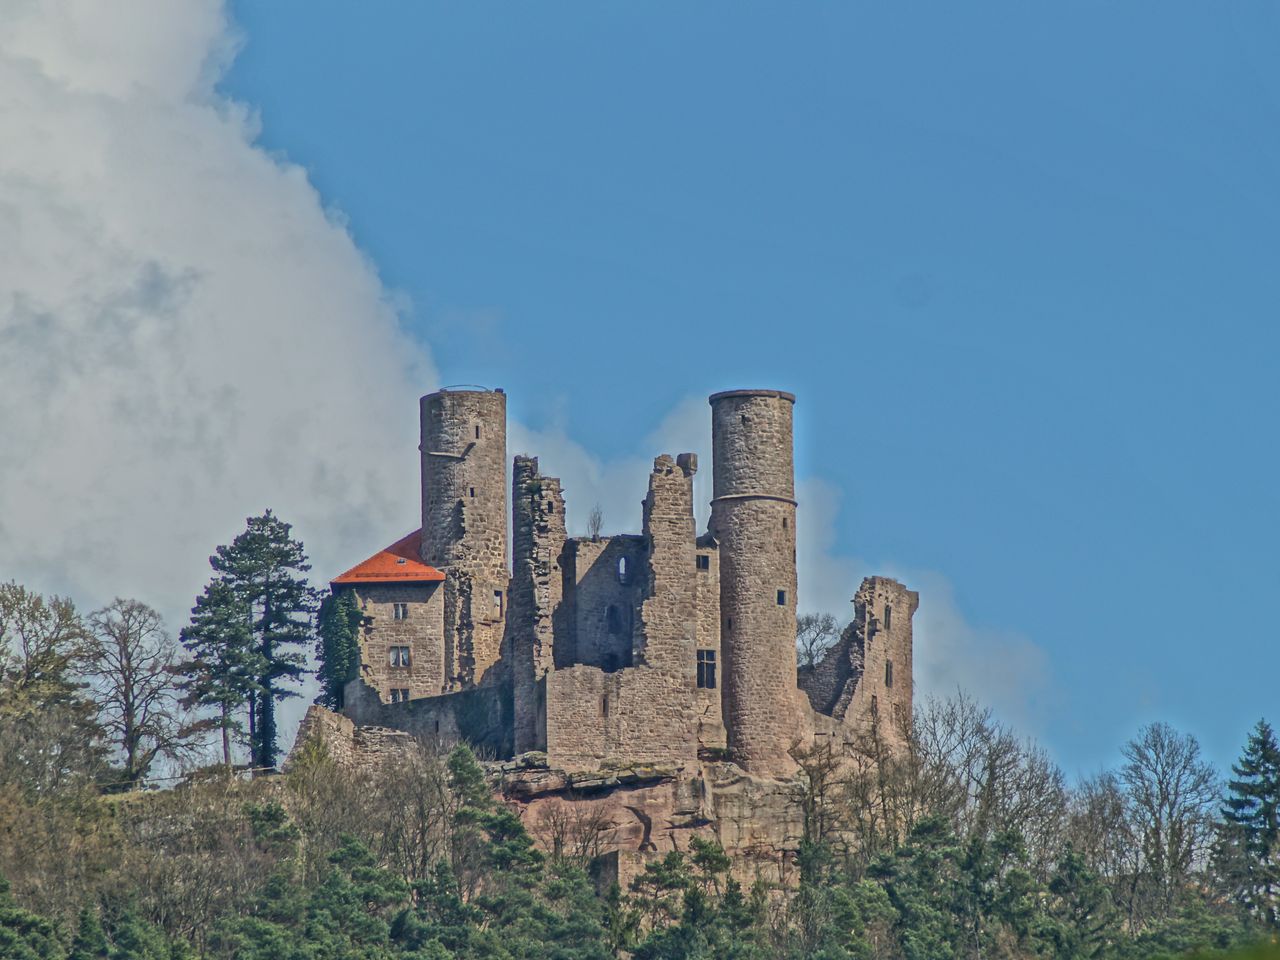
[3,513,1280,957]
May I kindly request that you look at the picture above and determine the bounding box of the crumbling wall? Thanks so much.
[543,455,701,772]
[510,456,567,754]
[342,679,513,758]
[564,536,645,672]
[288,705,418,770]
[345,582,446,701]
[799,577,917,750]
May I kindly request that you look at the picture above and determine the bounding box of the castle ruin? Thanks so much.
[297,385,918,877]
[314,386,915,771]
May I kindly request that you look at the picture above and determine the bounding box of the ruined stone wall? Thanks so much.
[345,582,446,700]
[510,456,567,754]
[709,390,804,777]
[798,577,917,749]
[693,536,724,750]
[542,455,701,772]
[419,388,509,687]
[564,536,645,672]
[343,678,512,758]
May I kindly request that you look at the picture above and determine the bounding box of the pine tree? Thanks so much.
[178,577,257,769]
[208,510,320,770]
[1222,718,1280,927]
[315,590,363,710]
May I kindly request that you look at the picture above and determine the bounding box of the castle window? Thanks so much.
[697,649,717,689]
[726,618,733,632]
[606,604,621,635]
[884,604,892,631]
[494,590,503,615]
[390,646,411,667]
[470,487,475,498]
[601,695,609,718]
[390,688,411,704]
[777,590,787,606]
[885,660,893,688]
[871,694,879,717]
[393,602,409,620]
[782,517,788,531]
[475,425,481,439]
[617,556,629,584]
[696,554,710,571]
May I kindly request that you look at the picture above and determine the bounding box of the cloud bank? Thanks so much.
[0,0,433,628]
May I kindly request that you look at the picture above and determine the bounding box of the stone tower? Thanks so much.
[420,388,509,687]
[709,389,801,777]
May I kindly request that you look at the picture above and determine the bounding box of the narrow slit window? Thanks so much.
[871,694,879,717]
[601,695,609,718]
[469,487,476,498]
[777,589,787,606]
[617,556,629,584]
[494,590,504,615]
[696,554,710,571]
[475,425,481,439]
[697,649,717,689]
[885,659,893,688]
[883,603,892,631]
[782,517,788,531]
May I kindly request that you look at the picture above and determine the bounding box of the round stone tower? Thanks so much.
[709,389,801,777]
[420,388,509,686]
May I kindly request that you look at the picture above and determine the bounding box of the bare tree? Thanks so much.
[1119,721,1220,926]
[84,598,195,787]
[796,612,842,670]
[587,503,604,541]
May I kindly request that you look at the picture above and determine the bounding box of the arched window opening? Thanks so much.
[617,556,629,584]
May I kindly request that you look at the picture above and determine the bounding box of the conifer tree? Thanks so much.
[208,510,320,770]
[316,589,363,710]
[1221,718,1280,927]
[178,577,257,769]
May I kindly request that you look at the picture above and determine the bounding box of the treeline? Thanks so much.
[3,516,1280,957]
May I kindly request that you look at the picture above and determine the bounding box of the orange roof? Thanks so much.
[331,530,445,586]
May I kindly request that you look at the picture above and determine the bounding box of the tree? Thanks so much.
[1119,722,1220,927]
[796,612,842,670]
[1220,719,1280,927]
[83,599,193,787]
[587,503,604,541]
[315,590,363,710]
[178,577,257,769]
[0,582,105,793]
[206,510,320,770]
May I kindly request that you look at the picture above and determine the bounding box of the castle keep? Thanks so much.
[318,386,918,781]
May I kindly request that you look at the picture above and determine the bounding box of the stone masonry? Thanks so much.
[301,383,921,875]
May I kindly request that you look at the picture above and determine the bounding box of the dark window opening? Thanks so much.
[603,653,620,672]
[782,517,788,530]
[727,618,733,632]
[885,660,893,688]
[777,589,787,606]
[475,425,481,439]
[606,604,621,635]
[871,694,879,717]
[696,554,710,571]
[393,602,409,620]
[601,695,609,718]
[884,603,892,631]
[390,688,411,704]
[469,487,475,498]
[494,590,503,616]
[697,649,717,689]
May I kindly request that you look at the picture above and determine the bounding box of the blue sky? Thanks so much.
[213,2,1280,774]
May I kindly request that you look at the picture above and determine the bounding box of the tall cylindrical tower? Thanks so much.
[420,388,509,685]
[709,389,800,776]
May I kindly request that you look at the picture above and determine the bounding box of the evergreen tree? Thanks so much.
[177,577,257,769]
[207,510,320,770]
[1222,719,1280,927]
[316,589,363,710]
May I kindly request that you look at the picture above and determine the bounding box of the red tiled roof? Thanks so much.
[331,530,445,586]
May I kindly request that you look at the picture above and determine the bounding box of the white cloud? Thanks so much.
[0,0,433,635]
